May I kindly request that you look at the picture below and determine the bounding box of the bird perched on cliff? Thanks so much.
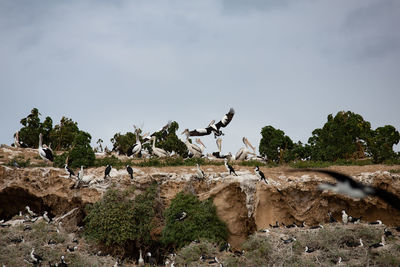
[281,237,296,244]
[64,164,75,178]
[25,206,37,217]
[30,248,43,265]
[146,252,156,266]
[269,221,279,228]
[369,235,386,248]
[328,211,337,223]
[255,166,268,184]
[58,255,68,267]
[126,165,134,179]
[288,169,400,211]
[224,158,237,176]
[43,211,51,223]
[38,133,53,162]
[369,220,383,225]
[104,165,112,179]
[348,215,362,224]
[342,210,348,224]
[175,211,187,221]
[196,164,205,180]
[138,249,144,266]
[305,246,316,253]
[384,228,393,237]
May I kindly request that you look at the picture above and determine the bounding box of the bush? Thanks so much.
[84,184,159,254]
[175,240,217,266]
[161,192,228,249]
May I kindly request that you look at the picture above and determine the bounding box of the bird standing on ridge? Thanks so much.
[38,133,53,162]
[104,165,112,179]
[255,166,268,184]
[224,158,238,176]
[342,210,348,224]
[64,164,75,178]
[127,165,134,179]
[196,164,205,180]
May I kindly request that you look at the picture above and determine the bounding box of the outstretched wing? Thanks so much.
[374,188,400,211]
[188,128,212,136]
[215,108,235,129]
[289,169,364,190]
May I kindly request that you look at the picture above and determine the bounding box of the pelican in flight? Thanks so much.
[38,133,53,162]
[186,108,235,138]
[151,136,169,158]
[235,137,256,160]
[181,129,203,158]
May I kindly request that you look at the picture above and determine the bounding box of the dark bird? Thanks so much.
[126,165,134,179]
[224,158,237,176]
[48,239,57,245]
[219,242,231,252]
[175,211,187,221]
[104,165,112,179]
[30,248,43,264]
[64,164,75,177]
[288,169,400,211]
[305,246,316,253]
[328,212,337,223]
[10,236,24,243]
[309,224,324,229]
[255,166,268,184]
[369,220,383,225]
[349,215,362,224]
[146,252,156,266]
[66,245,77,252]
[369,235,386,248]
[281,237,296,244]
[396,226,400,232]
[284,222,298,228]
[185,108,235,138]
[384,228,393,237]
[269,221,279,228]
[58,255,68,267]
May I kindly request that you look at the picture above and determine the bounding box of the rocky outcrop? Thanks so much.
[1,146,400,248]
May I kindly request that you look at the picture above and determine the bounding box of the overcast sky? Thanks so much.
[1,0,399,155]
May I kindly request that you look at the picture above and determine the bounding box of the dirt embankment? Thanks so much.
[1,145,400,248]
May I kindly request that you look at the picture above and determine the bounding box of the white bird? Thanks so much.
[131,129,142,157]
[14,131,28,148]
[43,211,50,223]
[235,137,256,160]
[196,164,205,180]
[181,130,203,158]
[342,210,348,224]
[138,249,144,266]
[38,133,53,162]
[26,206,37,217]
[186,108,235,138]
[195,138,206,154]
[369,235,386,248]
[211,138,231,159]
[151,136,169,158]
[78,166,84,180]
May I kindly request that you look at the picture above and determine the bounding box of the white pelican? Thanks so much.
[186,108,235,138]
[14,131,28,148]
[195,138,206,154]
[235,137,256,160]
[131,130,142,157]
[181,129,203,157]
[38,133,53,162]
[151,136,169,158]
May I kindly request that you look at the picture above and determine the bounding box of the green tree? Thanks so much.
[259,126,294,163]
[161,192,228,249]
[308,111,371,161]
[111,132,136,155]
[18,108,53,148]
[84,184,159,254]
[67,131,95,168]
[152,121,189,157]
[49,117,80,150]
[284,141,311,162]
[368,125,400,163]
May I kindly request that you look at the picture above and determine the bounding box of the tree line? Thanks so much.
[14,108,400,166]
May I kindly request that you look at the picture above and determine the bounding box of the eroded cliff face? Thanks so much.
[1,146,400,248]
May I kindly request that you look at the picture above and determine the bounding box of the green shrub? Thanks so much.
[161,192,228,249]
[84,184,158,252]
[175,240,217,266]
[7,156,30,167]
